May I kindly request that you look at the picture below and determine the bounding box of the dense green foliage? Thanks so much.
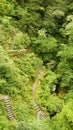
[0,0,73,129]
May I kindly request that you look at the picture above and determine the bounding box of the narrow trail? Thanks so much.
[32,70,43,101]
[32,70,47,119]
[0,95,15,121]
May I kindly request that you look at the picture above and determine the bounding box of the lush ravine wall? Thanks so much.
[0,0,73,129]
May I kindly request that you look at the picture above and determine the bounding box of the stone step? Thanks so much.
[5,104,11,107]
[5,102,10,104]
[7,109,13,112]
[8,113,14,118]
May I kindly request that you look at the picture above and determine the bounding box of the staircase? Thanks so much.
[4,95,15,121]
[0,95,15,121]
[34,103,47,119]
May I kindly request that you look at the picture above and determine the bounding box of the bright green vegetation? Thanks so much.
[0,0,73,129]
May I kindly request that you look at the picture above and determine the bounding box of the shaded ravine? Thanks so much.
[32,70,47,119]
[0,95,15,121]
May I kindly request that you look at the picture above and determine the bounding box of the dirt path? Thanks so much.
[32,70,44,101]
[32,70,47,119]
